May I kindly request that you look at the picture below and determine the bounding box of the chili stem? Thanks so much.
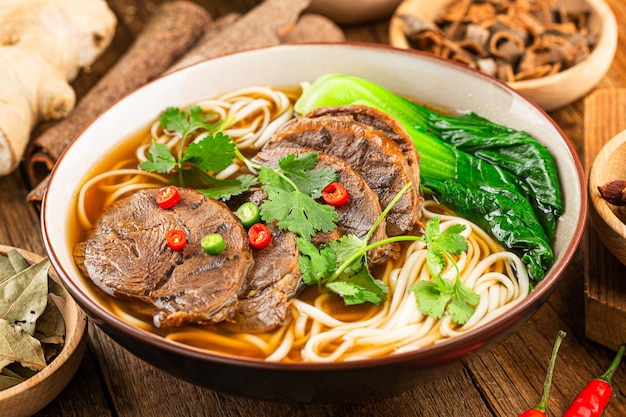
[598,343,626,384]
[535,330,567,412]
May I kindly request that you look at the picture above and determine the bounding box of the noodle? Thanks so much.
[243,206,529,362]
[73,84,531,364]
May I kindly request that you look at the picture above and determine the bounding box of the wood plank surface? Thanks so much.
[584,89,626,351]
[1,0,626,416]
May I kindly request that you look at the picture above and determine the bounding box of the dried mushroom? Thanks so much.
[399,0,597,82]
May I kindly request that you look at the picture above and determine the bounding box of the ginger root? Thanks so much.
[0,0,116,176]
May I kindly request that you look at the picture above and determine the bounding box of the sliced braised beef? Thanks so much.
[227,223,301,333]
[264,115,422,236]
[304,104,421,183]
[253,147,399,265]
[74,188,254,328]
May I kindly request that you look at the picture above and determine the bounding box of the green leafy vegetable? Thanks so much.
[297,236,388,306]
[140,106,255,200]
[296,181,478,323]
[295,73,561,282]
[257,152,339,240]
[159,106,224,142]
[410,217,479,324]
[424,111,563,240]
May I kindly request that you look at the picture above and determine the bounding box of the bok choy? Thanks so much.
[294,73,563,282]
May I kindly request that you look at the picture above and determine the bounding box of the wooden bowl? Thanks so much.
[0,245,88,417]
[307,0,403,25]
[389,0,618,111]
[589,131,626,266]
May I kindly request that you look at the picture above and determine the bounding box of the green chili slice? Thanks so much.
[201,233,226,255]
[235,201,261,228]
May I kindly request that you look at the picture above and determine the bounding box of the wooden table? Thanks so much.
[2,0,626,415]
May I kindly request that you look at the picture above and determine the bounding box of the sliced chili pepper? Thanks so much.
[562,343,626,417]
[166,229,187,251]
[201,233,226,255]
[518,330,566,417]
[248,223,271,249]
[235,201,261,228]
[322,182,350,207]
[156,185,181,209]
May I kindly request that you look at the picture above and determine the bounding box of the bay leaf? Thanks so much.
[48,276,65,297]
[0,367,26,390]
[35,295,66,344]
[0,254,16,283]
[0,319,46,371]
[0,358,11,371]
[7,249,30,273]
[4,361,37,379]
[0,258,50,335]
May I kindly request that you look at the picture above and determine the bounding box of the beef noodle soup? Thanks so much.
[70,84,530,363]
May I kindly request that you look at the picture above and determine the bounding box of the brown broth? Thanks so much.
[68,89,423,361]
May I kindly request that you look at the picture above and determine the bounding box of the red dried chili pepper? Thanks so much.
[156,185,181,209]
[248,223,271,249]
[322,182,349,207]
[166,229,187,251]
[562,343,626,417]
[519,330,567,417]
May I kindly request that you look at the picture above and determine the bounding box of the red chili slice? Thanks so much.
[156,185,181,209]
[322,182,350,207]
[248,223,272,249]
[166,229,187,251]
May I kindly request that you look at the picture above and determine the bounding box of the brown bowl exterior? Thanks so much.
[41,43,587,403]
[0,246,88,417]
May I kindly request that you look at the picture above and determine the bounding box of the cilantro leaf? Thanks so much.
[182,132,235,172]
[257,153,339,240]
[428,221,468,256]
[410,217,478,324]
[139,141,177,173]
[296,237,336,285]
[278,153,337,198]
[261,185,338,240]
[447,279,480,324]
[327,263,388,305]
[197,175,257,201]
[159,106,222,139]
[411,280,452,318]
[257,166,289,190]
[296,235,387,305]
[326,235,366,275]
[326,280,385,306]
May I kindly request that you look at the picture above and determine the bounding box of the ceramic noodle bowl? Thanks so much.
[41,44,586,402]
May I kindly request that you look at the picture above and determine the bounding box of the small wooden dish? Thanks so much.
[307,0,403,25]
[0,245,88,417]
[389,0,618,111]
[589,130,626,267]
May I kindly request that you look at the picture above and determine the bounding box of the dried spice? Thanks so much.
[598,179,626,206]
[399,0,597,82]
[0,250,65,391]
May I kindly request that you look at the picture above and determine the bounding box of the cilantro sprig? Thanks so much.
[256,153,339,240]
[139,106,256,200]
[297,182,479,324]
[410,217,480,324]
